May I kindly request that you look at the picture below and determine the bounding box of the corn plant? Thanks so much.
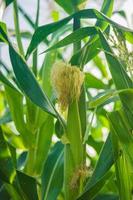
[0,0,133,200]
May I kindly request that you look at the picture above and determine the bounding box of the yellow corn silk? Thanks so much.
[51,61,84,111]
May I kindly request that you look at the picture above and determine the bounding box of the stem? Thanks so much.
[64,101,83,200]
[64,16,85,200]
[24,147,36,175]
[32,0,40,76]
[13,0,24,56]
[73,13,87,165]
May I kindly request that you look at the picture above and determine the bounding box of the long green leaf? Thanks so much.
[42,142,64,200]
[0,23,60,119]
[26,4,133,58]
[43,26,98,53]
[26,16,72,58]
[108,110,133,165]
[70,31,102,66]
[17,170,39,200]
[85,73,108,89]
[110,117,132,200]
[9,45,57,117]
[94,194,119,200]
[5,85,32,147]
[4,183,22,200]
[98,30,133,128]
[71,0,114,65]
[78,134,115,200]
[0,127,15,183]
[0,185,10,200]
[45,0,114,53]
[31,116,54,176]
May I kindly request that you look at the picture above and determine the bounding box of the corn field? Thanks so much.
[0,0,133,200]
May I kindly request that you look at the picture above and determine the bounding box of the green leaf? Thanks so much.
[0,71,18,91]
[0,23,61,121]
[4,183,22,200]
[26,15,72,58]
[5,132,26,150]
[78,84,86,137]
[110,120,132,200]
[55,0,74,14]
[9,45,57,117]
[31,116,54,176]
[89,90,116,108]
[55,0,86,14]
[27,2,132,58]
[9,4,133,61]
[0,127,15,183]
[94,10,133,43]
[0,185,10,200]
[55,119,64,138]
[98,30,133,90]
[0,22,8,42]
[60,0,114,51]
[85,73,107,89]
[5,0,14,6]
[87,135,103,154]
[5,85,31,147]
[42,142,64,200]
[8,144,16,167]
[119,89,133,129]
[98,30,133,128]
[44,26,98,53]
[108,110,133,165]
[17,170,39,200]
[71,1,133,66]
[17,152,27,169]
[70,35,102,66]
[119,89,133,115]
[95,0,114,29]
[0,110,12,125]
[2,123,26,150]
[71,0,114,65]
[78,134,115,200]
[93,55,108,78]
[94,194,119,200]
